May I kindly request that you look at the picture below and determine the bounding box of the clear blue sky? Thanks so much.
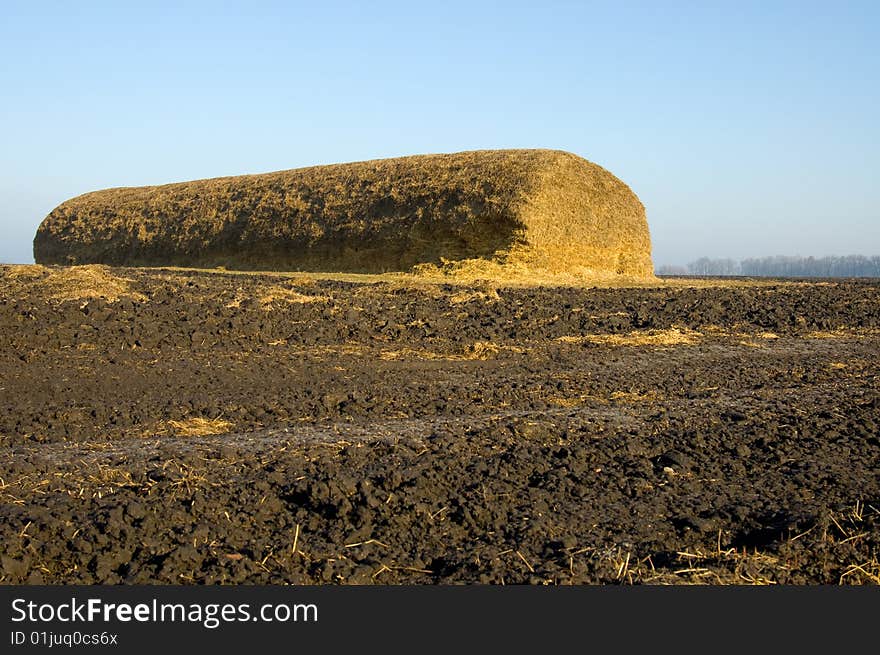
[1,0,877,267]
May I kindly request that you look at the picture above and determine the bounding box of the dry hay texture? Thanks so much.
[33,149,654,278]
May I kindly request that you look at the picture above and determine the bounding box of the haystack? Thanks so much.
[33,149,654,278]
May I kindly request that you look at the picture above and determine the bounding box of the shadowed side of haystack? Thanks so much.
[34,149,653,277]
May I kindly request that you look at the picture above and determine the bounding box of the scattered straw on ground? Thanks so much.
[448,286,501,304]
[610,390,661,403]
[548,396,585,408]
[549,390,661,406]
[2,264,51,281]
[737,340,765,348]
[0,264,145,302]
[115,265,789,290]
[557,327,701,347]
[805,328,880,340]
[593,502,880,585]
[166,417,233,437]
[380,341,520,361]
[258,286,328,308]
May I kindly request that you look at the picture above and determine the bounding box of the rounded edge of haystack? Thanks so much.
[511,150,654,278]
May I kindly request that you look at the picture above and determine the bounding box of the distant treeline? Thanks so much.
[657,255,880,277]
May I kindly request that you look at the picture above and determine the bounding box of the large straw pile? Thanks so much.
[33,149,654,278]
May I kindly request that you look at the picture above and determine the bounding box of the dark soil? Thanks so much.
[1,268,878,584]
